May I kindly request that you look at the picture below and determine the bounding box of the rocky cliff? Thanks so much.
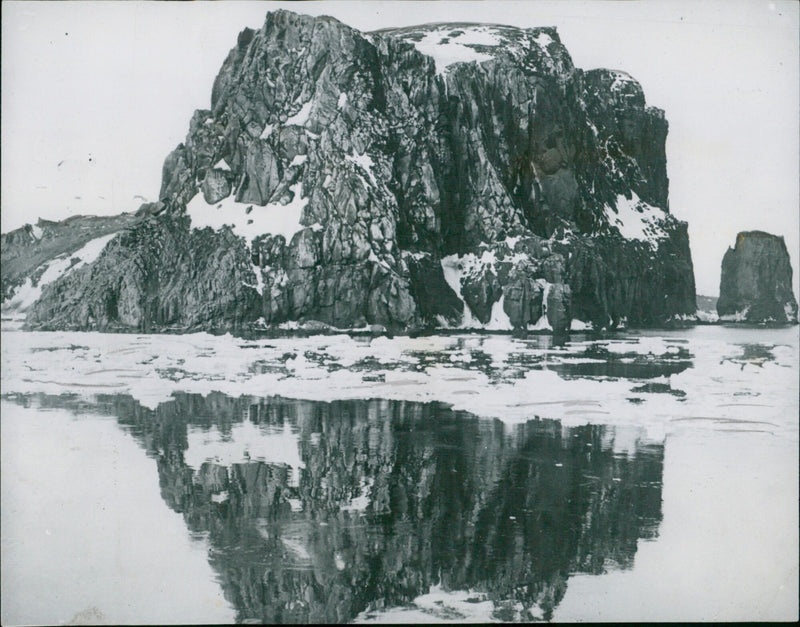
[717,231,798,323]
[7,10,696,333]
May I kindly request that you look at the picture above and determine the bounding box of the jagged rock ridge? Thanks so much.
[12,10,696,333]
[717,231,798,323]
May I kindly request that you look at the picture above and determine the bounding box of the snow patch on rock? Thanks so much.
[285,100,313,126]
[404,27,497,76]
[346,152,378,186]
[604,192,669,249]
[570,319,593,331]
[4,233,118,312]
[720,307,750,322]
[441,254,480,328]
[533,32,554,48]
[487,295,512,331]
[186,183,308,243]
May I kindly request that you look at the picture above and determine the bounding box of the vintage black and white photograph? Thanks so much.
[1,0,798,623]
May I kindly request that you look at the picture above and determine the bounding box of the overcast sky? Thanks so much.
[2,0,798,296]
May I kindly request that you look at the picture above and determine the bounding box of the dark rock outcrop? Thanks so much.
[717,231,798,323]
[6,11,697,333]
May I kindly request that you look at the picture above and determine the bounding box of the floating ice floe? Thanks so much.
[355,583,525,623]
[4,327,796,443]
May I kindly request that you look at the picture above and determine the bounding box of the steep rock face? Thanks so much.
[717,231,798,323]
[20,11,696,334]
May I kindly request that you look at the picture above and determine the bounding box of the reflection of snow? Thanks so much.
[211,491,229,503]
[185,421,305,486]
[602,337,681,356]
[281,538,311,560]
[341,478,373,512]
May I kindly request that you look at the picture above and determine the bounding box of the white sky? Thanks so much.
[2,0,798,296]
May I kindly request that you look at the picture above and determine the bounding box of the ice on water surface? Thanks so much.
[1,325,796,439]
[1,324,797,623]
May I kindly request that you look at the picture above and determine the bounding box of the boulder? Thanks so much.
[202,169,232,204]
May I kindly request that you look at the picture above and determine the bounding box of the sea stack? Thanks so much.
[717,231,799,323]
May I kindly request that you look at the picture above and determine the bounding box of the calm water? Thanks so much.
[1,326,797,623]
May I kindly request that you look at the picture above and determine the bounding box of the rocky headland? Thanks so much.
[2,10,697,334]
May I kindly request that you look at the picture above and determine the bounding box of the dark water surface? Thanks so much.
[2,392,663,623]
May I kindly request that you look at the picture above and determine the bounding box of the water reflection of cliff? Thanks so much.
[31,392,664,623]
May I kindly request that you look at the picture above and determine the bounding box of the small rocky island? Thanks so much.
[717,231,798,324]
[4,11,701,334]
